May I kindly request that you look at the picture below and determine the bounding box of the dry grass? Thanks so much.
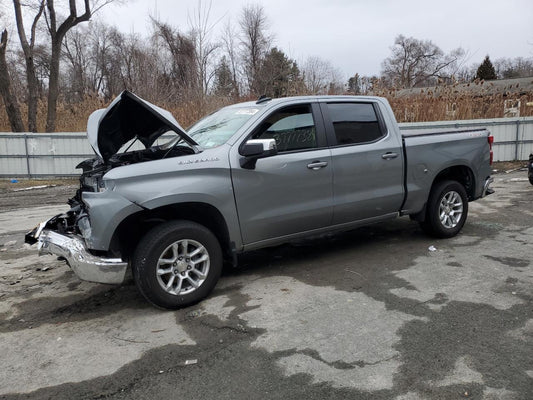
[0,95,240,132]
[374,83,533,122]
[0,86,532,132]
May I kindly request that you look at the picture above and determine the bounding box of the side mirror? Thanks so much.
[240,139,278,169]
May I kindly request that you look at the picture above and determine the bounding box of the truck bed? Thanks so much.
[401,128,492,215]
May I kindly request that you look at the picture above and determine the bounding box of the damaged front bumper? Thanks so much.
[26,220,128,285]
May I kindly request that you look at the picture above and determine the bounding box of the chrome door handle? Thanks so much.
[381,152,399,160]
[307,161,328,170]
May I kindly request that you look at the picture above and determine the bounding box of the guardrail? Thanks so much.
[1,116,532,178]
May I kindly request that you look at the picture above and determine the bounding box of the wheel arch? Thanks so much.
[410,164,475,222]
[432,165,476,200]
[109,202,233,263]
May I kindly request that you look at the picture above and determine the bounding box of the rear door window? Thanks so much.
[326,103,385,146]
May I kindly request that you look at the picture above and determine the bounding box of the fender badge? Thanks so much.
[178,157,220,165]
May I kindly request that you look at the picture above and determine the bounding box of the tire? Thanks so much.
[419,180,468,238]
[132,220,222,309]
[529,176,533,186]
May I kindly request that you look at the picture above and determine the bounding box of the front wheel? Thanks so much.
[419,180,468,238]
[132,221,223,309]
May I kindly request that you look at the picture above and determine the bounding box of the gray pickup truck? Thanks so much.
[26,91,494,309]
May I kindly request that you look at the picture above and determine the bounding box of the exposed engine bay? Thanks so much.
[75,144,195,195]
[25,144,196,244]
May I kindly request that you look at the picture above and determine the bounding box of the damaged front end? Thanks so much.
[25,195,129,284]
[26,223,128,284]
[25,90,199,285]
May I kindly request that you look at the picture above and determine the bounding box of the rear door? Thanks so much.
[320,101,404,224]
[230,102,333,246]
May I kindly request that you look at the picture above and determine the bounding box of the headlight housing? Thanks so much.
[98,178,114,192]
[81,174,113,193]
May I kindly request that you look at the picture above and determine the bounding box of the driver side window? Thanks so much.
[252,105,317,152]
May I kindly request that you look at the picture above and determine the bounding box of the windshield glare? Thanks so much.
[185,106,261,148]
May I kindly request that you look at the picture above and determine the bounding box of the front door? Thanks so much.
[230,103,333,246]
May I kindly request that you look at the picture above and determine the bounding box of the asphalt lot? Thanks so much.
[0,172,532,400]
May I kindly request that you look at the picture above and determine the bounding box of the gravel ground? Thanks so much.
[0,181,76,212]
[0,170,531,400]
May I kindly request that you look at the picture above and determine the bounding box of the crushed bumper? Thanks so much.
[32,229,128,284]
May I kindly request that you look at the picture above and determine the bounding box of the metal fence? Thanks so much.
[1,116,533,178]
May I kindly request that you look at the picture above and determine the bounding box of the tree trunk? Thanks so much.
[0,30,25,132]
[25,56,38,132]
[12,0,44,132]
[45,42,61,132]
[45,0,92,132]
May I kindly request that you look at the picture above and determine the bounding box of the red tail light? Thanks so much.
[488,135,494,165]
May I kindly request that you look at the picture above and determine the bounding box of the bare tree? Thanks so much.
[61,22,112,99]
[188,0,220,95]
[220,19,240,96]
[44,0,93,131]
[64,22,111,98]
[90,23,117,97]
[494,56,533,79]
[12,0,45,132]
[302,56,334,94]
[105,31,154,98]
[381,35,465,88]
[62,22,126,100]
[239,4,271,94]
[42,0,116,131]
[63,26,91,101]
[326,72,345,95]
[0,29,25,131]
[301,56,344,95]
[153,19,197,99]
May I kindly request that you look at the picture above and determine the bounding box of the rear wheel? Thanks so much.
[419,180,468,238]
[132,220,222,309]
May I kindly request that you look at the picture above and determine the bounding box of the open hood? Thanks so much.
[87,91,198,162]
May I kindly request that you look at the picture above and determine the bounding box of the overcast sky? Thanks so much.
[97,0,532,78]
[5,0,532,79]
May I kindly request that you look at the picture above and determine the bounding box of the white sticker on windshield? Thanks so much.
[236,108,259,115]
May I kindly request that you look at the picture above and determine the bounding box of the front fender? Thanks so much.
[81,191,144,251]
[94,150,242,250]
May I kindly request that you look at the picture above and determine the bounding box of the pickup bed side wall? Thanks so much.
[402,132,491,214]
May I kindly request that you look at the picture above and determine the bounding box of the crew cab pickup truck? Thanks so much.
[26,91,494,309]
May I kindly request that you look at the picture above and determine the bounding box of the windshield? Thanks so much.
[185,106,261,148]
